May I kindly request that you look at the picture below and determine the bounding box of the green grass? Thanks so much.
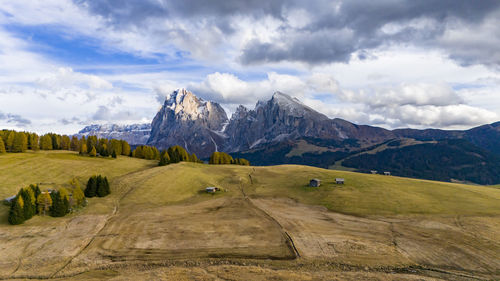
[248,165,500,216]
[1,151,500,218]
[0,151,156,222]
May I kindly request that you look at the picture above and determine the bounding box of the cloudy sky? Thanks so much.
[1,0,500,134]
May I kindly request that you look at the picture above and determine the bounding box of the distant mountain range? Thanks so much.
[77,89,500,184]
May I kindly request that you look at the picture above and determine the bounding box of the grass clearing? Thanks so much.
[1,152,500,280]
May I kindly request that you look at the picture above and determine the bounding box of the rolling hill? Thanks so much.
[1,151,499,280]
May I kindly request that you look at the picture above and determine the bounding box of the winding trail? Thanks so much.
[240,168,301,259]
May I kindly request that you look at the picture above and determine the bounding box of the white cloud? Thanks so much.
[37,67,113,90]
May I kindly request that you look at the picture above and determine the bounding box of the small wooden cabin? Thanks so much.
[335,178,345,184]
[309,179,321,187]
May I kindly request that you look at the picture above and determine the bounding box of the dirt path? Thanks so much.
[241,169,301,259]
[48,168,154,278]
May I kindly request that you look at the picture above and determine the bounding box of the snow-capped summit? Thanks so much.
[76,123,151,145]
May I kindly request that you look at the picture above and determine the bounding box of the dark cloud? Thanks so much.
[76,0,500,67]
[0,112,32,126]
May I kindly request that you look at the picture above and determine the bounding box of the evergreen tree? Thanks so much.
[0,136,6,153]
[37,192,52,216]
[70,136,79,151]
[101,143,108,157]
[29,184,41,213]
[112,149,117,158]
[97,175,110,197]
[89,146,97,157]
[104,177,110,195]
[50,134,61,150]
[189,153,199,163]
[12,132,27,152]
[40,135,53,150]
[19,187,35,219]
[121,140,131,156]
[85,176,97,197]
[30,184,41,199]
[87,136,98,153]
[167,145,190,163]
[79,143,88,155]
[110,139,122,155]
[6,131,15,152]
[30,134,39,151]
[61,135,71,150]
[158,151,170,166]
[8,196,25,225]
[50,190,69,217]
[59,188,70,213]
[72,185,86,207]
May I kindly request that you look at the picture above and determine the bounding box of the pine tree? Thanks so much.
[112,149,117,158]
[8,196,25,225]
[87,136,97,153]
[50,134,61,150]
[79,143,88,155]
[6,131,15,152]
[104,177,110,195]
[97,176,110,196]
[85,176,97,197]
[72,185,86,207]
[19,187,35,220]
[89,146,97,157]
[30,134,39,151]
[37,192,52,216]
[110,139,122,155]
[59,188,70,213]
[70,136,79,151]
[101,143,108,157]
[61,135,71,150]
[158,151,170,166]
[121,140,131,156]
[50,190,68,217]
[40,135,53,150]
[189,153,198,163]
[12,132,27,152]
[0,136,6,153]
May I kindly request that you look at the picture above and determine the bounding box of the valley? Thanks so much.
[1,151,499,280]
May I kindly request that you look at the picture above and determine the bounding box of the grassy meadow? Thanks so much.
[1,151,500,280]
[2,151,500,218]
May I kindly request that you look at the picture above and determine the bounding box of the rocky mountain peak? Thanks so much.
[147,89,228,157]
[164,88,211,120]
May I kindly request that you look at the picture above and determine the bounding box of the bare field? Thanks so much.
[1,154,500,280]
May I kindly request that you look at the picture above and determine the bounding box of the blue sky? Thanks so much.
[1,1,500,134]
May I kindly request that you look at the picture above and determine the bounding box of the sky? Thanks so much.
[1,0,500,134]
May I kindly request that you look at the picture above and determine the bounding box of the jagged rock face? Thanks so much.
[223,92,394,152]
[147,89,228,158]
[76,123,151,145]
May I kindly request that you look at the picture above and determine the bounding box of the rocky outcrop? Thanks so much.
[76,123,151,145]
[147,88,228,158]
[223,92,395,152]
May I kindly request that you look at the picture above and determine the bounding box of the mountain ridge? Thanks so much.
[76,89,500,184]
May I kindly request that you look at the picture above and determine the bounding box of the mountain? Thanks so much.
[76,123,151,145]
[147,88,228,158]
[223,92,394,153]
[77,89,500,184]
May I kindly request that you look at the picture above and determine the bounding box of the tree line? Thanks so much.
[7,179,86,225]
[0,130,132,158]
[1,129,250,166]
